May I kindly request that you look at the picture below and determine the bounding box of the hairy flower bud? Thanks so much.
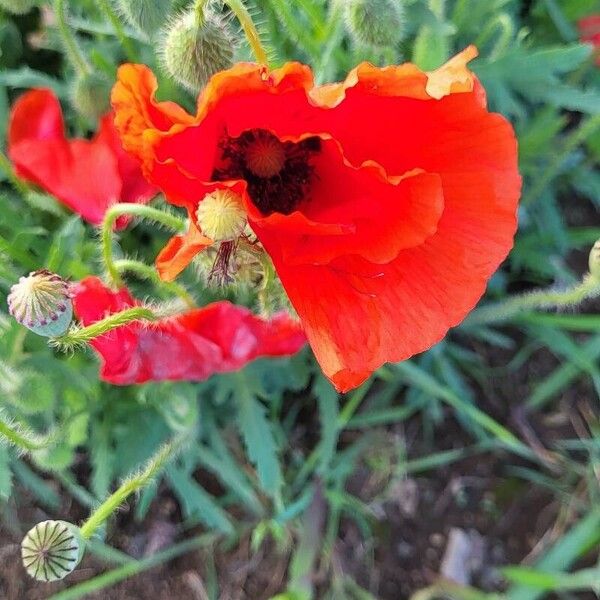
[345,0,406,48]
[196,189,247,242]
[8,270,73,337]
[70,72,111,121]
[159,7,236,92]
[22,520,84,582]
[589,239,600,280]
[116,0,170,37]
[0,0,38,15]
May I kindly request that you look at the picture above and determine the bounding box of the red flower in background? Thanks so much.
[72,276,306,385]
[578,15,600,65]
[111,47,521,392]
[8,88,157,226]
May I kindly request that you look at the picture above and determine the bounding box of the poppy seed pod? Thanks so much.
[159,7,236,92]
[8,270,73,337]
[0,0,38,15]
[116,0,169,37]
[345,0,406,48]
[21,520,84,582]
[196,189,247,242]
[70,72,111,121]
[589,239,600,280]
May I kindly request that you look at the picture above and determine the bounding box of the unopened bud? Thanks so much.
[345,0,406,48]
[589,239,600,280]
[159,7,236,92]
[70,72,111,122]
[8,270,73,337]
[22,520,84,582]
[116,0,170,37]
[196,189,247,242]
[0,0,38,15]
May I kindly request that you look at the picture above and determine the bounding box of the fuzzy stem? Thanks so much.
[114,258,196,308]
[223,0,269,65]
[466,273,600,327]
[52,307,157,351]
[0,417,49,452]
[101,203,186,287]
[79,442,175,540]
[54,0,91,75]
[96,0,139,62]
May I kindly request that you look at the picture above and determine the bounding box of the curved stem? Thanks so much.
[114,258,196,308]
[223,0,269,65]
[80,442,175,540]
[51,307,157,351]
[0,416,51,452]
[466,273,600,327]
[54,0,91,75]
[101,203,186,287]
[96,0,139,62]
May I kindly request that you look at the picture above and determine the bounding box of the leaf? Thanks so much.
[314,375,339,475]
[166,465,234,533]
[235,373,282,498]
[0,445,13,500]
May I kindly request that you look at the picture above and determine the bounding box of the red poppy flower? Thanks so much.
[111,46,521,392]
[71,276,306,385]
[578,15,600,65]
[8,88,157,226]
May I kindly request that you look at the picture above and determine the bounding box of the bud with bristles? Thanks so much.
[159,6,236,92]
[116,0,170,37]
[0,0,38,15]
[21,520,84,582]
[196,189,247,242]
[70,72,111,122]
[8,270,73,337]
[589,239,600,281]
[345,0,406,48]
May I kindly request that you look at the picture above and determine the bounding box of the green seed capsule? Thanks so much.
[21,520,84,582]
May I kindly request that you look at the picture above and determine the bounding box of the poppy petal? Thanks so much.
[72,276,306,384]
[8,88,65,146]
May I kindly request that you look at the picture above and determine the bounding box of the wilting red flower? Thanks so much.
[8,88,157,225]
[578,15,600,65]
[111,46,521,392]
[71,276,306,385]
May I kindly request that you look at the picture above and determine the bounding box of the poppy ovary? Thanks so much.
[244,133,286,178]
[196,189,247,242]
[8,270,73,337]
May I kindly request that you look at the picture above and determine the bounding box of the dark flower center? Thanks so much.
[212,129,321,216]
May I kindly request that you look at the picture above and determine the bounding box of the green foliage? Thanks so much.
[0,0,599,598]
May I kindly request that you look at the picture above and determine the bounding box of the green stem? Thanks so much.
[96,0,139,62]
[101,203,186,287]
[114,258,196,308]
[523,113,600,206]
[0,416,51,452]
[54,0,91,75]
[51,307,157,351]
[223,0,269,65]
[466,273,600,327]
[79,442,175,540]
[0,149,30,196]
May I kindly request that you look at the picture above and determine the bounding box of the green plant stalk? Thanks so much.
[114,258,196,308]
[101,203,186,286]
[225,0,269,65]
[79,442,174,540]
[54,0,92,75]
[523,113,600,206]
[96,0,138,62]
[52,307,156,350]
[466,273,600,327]
[0,416,50,452]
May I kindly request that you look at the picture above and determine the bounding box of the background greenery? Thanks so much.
[0,0,599,598]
